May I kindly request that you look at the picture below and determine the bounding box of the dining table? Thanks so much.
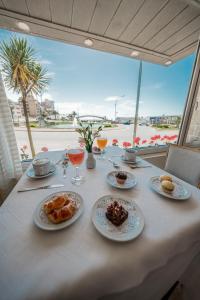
[0,146,200,300]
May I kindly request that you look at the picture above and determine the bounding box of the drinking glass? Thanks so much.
[96,136,108,159]
[68,149,85,185]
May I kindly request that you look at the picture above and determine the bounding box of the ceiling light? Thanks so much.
[130,50,140,57]
[17,22,30,32]
[165,60,172,65]
[84,39,93,47]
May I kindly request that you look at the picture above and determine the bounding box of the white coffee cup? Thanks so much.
[32,158,51,176]
[124,148,136,161]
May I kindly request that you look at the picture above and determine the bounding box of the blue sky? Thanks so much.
[0,28,195,119]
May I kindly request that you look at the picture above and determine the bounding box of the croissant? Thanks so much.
[43,195,70,214]
[47,202,77,224]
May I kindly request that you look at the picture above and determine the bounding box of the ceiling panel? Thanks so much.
[0,0,199,65]
[104,0,143,39]
[165,29,200,55]
[26,0,51,21]
[132,0,187,46]
[49,0,73,26]
[119,0,168,43]
[156,15,200,52]
[89,0,121,35]
[144,5,200,50]
[2,0,29,15]
[72,0,97,31]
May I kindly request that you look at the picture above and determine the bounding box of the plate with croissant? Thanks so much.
[34,191,84,230]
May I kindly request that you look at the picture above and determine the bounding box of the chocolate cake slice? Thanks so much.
[106,201,128,226]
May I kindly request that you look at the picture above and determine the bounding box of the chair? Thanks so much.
[165,145,200,187]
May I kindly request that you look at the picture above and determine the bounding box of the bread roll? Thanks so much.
[160,175,173,182]
[161,180,175,193]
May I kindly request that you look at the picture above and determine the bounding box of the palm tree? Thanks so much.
[0,37,49,157]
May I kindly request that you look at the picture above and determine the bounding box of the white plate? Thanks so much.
[33,191,84,231]
[107,171,137,189]
[27,164,56,179]
[92,195,144,242]
[121,156,142,165]
[150,176,191,200]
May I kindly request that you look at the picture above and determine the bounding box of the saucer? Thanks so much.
[27,164,56,179]
[107,171,137,189]
[121,155,142,165]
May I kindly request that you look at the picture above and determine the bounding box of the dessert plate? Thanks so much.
[92,195,144,242]
[150,176,191,200]
[106,171,137,189]
[27,164,56,179]
[33,191,84,230]
[121,156,142,165]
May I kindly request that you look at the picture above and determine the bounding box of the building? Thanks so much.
[150,115,181,125]
[115,117,134,124]
[19,94,40,118]
[8,100,23,120]
[41,98,55,113]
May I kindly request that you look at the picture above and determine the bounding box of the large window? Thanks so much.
[0,28,195,159]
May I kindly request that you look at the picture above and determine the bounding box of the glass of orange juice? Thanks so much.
[96,136,108,159]
[68,148,85,185]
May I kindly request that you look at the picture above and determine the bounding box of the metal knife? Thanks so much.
[130,165,152,169]
[18,184,64,192]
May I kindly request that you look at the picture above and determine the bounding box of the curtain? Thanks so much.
[0,73,22,203]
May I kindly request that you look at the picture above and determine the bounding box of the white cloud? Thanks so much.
[38,59,52,65]
[4,86,19,102]
[42,92,53,100]
[104,95,125,102]
[46,71,55,78]
[146,82,165,90]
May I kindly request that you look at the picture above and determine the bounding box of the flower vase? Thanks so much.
[86,152,96,169]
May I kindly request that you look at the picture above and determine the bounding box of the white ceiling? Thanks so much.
[0,0,200,65]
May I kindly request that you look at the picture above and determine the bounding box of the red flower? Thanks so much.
[41,146,48,152]
[133,137,140,145]
[142,139,147,144]
[112,139,118,145]
[123,141,131,148]
[151,136,156,141]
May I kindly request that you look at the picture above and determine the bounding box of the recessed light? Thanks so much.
[17,22,30,32]
[130,50,140,57]
[84,39,93,47]
[165,60,172,65]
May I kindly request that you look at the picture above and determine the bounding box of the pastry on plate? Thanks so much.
[106,201,128,226]
[115,172,127,185]
[47,201,77,224]
[159,175,173,182]
[161,180,175,193]
[43,194,70,214]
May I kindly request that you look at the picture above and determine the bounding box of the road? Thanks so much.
[15,124,178,157]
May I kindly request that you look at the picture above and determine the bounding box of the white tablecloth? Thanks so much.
[0,147,200,300]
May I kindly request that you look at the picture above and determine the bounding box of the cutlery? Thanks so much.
[108,158,120,169]
[62,159,68,178]
[18,184,64,192]
[129,165,152,169]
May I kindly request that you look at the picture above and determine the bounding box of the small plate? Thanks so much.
[27,164,56,179]
[93,149,105,155]
[92,195,144,242]
[121,156,142,165]
[150,176,191,200]
[107,171,137,189]
[33,191,84,231]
